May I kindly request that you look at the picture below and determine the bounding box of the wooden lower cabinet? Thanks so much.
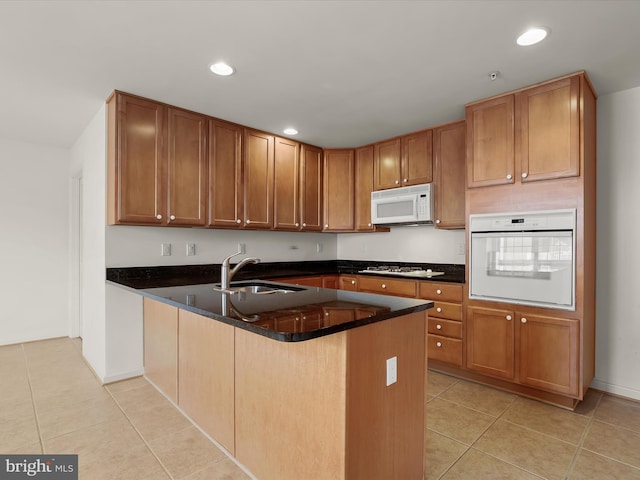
[466,306,580,397]
[178,309,235,454]
[357,276,417,297]
[143,298,178,403]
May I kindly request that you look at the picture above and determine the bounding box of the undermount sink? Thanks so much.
[213,282,305,295]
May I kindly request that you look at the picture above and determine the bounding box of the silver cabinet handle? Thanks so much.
[522,172,528,178]
[436,324,442,330]
[403,178,408,182]
[436,289,442,295]
[436,219,441,224]
[436,341,442,348]
[368,223,372,227]
[295,222,299,227]
[395,180,400,184]
[169,215,176,221]
[324,224,329,228]
[236,219,241,224]
[351,280,356,285]
[506,174,513,180]
[436,307,442,313]
[506,315,512,321]
[302,223,306,227]
[246,219,251,224]
[381,284,387,289]
[521,317,528,324]
[156,214,163,220]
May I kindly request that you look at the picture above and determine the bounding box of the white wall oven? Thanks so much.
[469,209,576,310]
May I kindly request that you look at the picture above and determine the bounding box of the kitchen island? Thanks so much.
[122,279,432,480]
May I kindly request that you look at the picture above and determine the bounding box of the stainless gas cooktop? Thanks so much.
[357,266,445,278]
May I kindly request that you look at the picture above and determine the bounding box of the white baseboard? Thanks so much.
[590,378,640,401]
[102,368,145,385]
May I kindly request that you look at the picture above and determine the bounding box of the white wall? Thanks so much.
[0,138,70,345]
[592,85,640,399]
[70,104,107,379]
[106,226,337,267]
[338,227,466,264]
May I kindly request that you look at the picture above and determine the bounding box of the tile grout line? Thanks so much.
[21,343,45,455]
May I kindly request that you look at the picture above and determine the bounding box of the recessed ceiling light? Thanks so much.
[209,62,235,76]
[517,27,550,46]
[283,128,298,135]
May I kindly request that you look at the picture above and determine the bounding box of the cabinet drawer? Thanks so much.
[428,318,462,339]
[432,301,462,321]
[428,334,462,367]
[419,282,463,302]
[357,276,417,297]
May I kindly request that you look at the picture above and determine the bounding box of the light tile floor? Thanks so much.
[2,337,640,479]
[426,371,640,480]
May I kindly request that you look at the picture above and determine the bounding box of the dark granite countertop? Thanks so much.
[107,260,464,289]
[117,279,432,342]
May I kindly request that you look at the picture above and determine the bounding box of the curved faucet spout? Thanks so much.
[220,251,260,289]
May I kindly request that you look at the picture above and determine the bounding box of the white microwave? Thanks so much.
[371,183,433,226]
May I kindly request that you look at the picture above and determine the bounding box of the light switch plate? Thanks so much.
[161,243,171,256]
[386,356,397,386]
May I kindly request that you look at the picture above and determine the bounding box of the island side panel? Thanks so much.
[178,309,235,455]
[345,311,427,480]
[234,329,348,480]
[143,297,178,403]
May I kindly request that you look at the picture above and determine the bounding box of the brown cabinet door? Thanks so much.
[466,306,515,380]
[518,313,579,396]
[434,121,466,229]
[428,334,463,367]
[167,108,207,226]
[518,76,580,182]
[143,298,178,402]
[323,149,355,231]
[466,95,515,188]
[300,144,323,231]
[401,129,433,186]
[208,119,243,228]
[274,137,300,230]
[111,93,166,224]
[373,138,401,190]
[355,145,375,231]
[339,275,359,291]
[243,129,274,229]
[322,275,340,289]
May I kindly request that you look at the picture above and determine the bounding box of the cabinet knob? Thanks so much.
[382,284,387,289]
[436,341,442,348]
[302,223,306,227]
[521,317,528,324]
[395,180,400,184]
[295,222,299,227]
[368,223,372,227]
[156,214,163,220]
[351,280,356,285]
[246,219,251,224]
[324,224,329,228]
[436,289,442,295]
[236,219,241,224]
[169,215,176,221]
[403,178,408,182]
[506,315,512,321]
[522,172,528,178]
[436,307,442,313]
[436,219,441,224]
[436,324,442,330]
[506,174,513,180]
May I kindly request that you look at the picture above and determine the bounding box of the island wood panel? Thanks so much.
[234,328,348,480]
[345,311,426,480]
[143,298,178,403]
[178,310,235,454]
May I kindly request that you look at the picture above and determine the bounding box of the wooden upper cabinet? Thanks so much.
[518,75,580,182]
[108,92,166,225]
[167,108,207,226]
[355,145,375,231]
[274,137,300,230]
[434,120,465,229]
[373,138,402,190]
[401,129,433,186]
[466,95,515,188]
[374,129,433,191]
[300,144,323,231]
[243,129,274,229]
[323,149,355,231]
[208,119,243,228]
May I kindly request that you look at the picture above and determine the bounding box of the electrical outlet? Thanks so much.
[238,243,246,254]
[386,356,397,386]
[161,243,171,256]
[186,243,196,256]
[316,242,323,253]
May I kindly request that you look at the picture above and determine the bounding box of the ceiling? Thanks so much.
[2,0,640,149]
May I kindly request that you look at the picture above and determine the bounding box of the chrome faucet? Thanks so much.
[220,251,260,290]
